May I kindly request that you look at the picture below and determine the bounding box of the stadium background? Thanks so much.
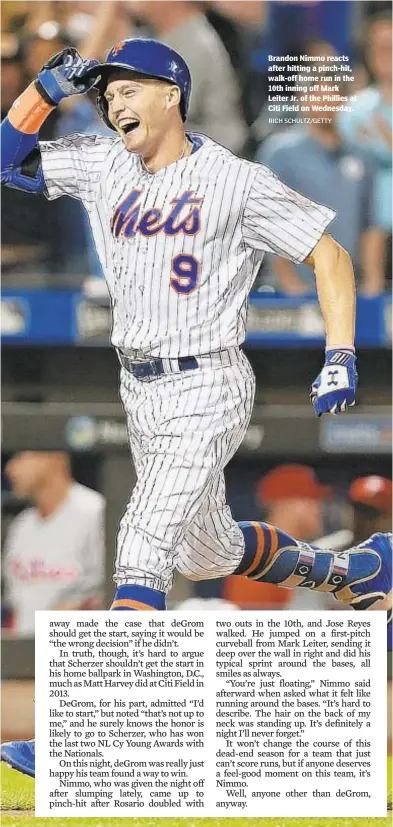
[1,0,392,779]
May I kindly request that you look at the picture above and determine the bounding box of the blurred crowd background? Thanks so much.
[1,1,392,744]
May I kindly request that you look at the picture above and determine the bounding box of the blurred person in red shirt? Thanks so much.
[350,475,392,540]
[224,464,332,609]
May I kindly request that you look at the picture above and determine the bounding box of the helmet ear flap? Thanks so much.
[97,93,116,131]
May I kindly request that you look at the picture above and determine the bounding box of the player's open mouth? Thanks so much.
[118,119,140,135]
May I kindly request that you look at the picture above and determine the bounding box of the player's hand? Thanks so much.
[36,47,100,106]
[310,348,357,417]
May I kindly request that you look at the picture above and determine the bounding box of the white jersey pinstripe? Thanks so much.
[40,133,335,357]
[39,132,336,592]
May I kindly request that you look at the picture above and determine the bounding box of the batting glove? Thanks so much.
[36,48,100,106]
[310,348,357,417]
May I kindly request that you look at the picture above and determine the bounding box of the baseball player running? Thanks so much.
[1,40,391,777]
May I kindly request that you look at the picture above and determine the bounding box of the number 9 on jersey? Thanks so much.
[170,253,200,294]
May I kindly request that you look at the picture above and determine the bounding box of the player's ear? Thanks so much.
[165,84,181,113]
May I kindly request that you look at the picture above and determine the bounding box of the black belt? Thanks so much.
[118,352,199,379]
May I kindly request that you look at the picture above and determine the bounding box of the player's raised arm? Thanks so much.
[304,234,357,416]
[242,163,357,416]
[1,47,100,195]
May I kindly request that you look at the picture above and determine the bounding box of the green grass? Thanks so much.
[1,760,392,827]
[1,820,392,827]
[1,763,34,809]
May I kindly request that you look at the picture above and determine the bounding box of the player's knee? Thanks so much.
[176,556,236,582]
[118,513,181,552]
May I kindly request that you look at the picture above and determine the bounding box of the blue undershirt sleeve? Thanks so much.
[1,117,45,194]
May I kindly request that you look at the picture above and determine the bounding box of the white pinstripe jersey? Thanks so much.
[40,133,336,356]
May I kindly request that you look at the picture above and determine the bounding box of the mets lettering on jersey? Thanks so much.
[40,133,336,356]
[111,189,203,238]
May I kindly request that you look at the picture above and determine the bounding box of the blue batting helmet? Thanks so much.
[85,38,191,128]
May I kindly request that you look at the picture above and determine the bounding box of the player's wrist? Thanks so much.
[323,347,356,369]
[36,67,66,106]
[34,78,59,108]
[325,344,355,354]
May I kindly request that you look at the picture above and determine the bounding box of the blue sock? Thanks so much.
[234,521,280,577]
[111,584,166,610]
